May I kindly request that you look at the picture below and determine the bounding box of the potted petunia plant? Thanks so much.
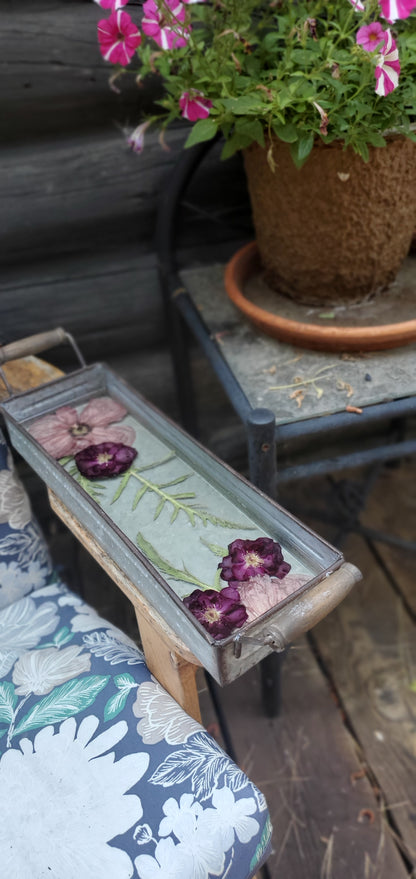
[93,0,416,306]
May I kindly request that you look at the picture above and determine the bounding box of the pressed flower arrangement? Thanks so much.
[28,396,310,640]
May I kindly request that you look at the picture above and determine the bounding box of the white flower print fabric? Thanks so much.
[0,582,272,878]
[0,715,149,879]
[0,430,272,877]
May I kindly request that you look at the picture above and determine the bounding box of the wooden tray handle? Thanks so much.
[235,562,361,655]
[0,329,85,371]
[0,329,69,365]
[264,562,361,650]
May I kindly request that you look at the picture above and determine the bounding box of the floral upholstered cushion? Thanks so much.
[0,580,272,879]
[0,427,53,609]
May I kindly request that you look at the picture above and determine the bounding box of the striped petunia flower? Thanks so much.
[375,28,401,94]
[93,0,129,9]
[97,9,141,64]
[179,91,213,121]
[141,0,191,50]
[379,0,416,20]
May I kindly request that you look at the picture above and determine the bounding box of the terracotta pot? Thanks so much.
[243,136,416,307]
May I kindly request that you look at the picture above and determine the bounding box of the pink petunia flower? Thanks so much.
[375,28,401,94]
[93,0,129,9]
[29,397,136,459]
[347,0,365,10]
[141,0,190,50]
[179,91,213,121]
[356,21,387,51]
[97,10,141,65]
[183,586,247,639]
[236,573,310,623]
[379,0,416,21]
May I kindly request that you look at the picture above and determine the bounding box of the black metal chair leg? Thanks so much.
[260,651,285,719]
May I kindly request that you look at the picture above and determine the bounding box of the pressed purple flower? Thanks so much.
[74,442,137,480]
[219,537,291,583]
[183,586,248,640]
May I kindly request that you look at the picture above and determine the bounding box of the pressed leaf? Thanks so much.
[136,532,212,590]
[111,470,132,503]
[153,498,166,520]
[135,453,176,473]
[199,538,228,557]
[157,475,192,488]
[132,485,147,509]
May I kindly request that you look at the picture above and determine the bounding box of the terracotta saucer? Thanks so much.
[224,241,416,352]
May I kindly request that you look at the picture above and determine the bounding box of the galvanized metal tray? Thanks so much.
[0,351,357,684]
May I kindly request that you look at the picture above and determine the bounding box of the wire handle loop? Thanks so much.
[0,329,86,399]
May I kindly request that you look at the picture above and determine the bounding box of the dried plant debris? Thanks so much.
[336,379,354,397]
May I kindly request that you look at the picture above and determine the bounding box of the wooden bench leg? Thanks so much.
[134,607,202,723]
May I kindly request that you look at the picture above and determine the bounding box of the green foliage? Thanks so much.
[111,454,254,530]
[131,0,416,163]
[136,532,216,591]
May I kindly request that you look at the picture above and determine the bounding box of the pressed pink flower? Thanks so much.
[379,0,416,20]
[29,397,136,459]
[356,22,387,51]
[219,537,291,583]
[97,10,141,65]
[183,586,247,640]
[127,120,151,152]
[179,91,213,121]
[375,29,400,95]
[236,573,310,623]
[75,442,137,479]
[141,0,190,50]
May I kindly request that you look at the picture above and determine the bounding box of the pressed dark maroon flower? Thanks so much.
[183,586,248,640]
[219,537,291,582]
[74,442,137,480]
